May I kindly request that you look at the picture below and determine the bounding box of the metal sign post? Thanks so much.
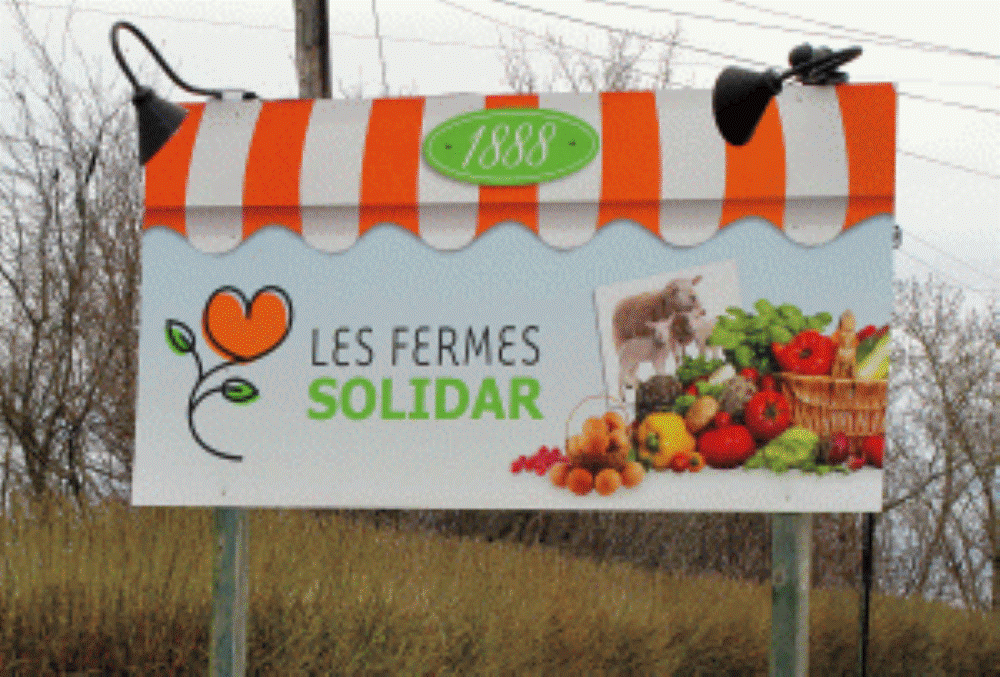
[771,513,811,677]
[210,507,249,677]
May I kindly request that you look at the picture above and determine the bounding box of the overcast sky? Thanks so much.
[3,0,997,300]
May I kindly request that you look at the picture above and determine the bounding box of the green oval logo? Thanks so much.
[423,108,599,186]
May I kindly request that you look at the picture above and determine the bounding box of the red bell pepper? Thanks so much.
[772,330,835,376]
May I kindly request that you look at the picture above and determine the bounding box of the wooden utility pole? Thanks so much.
[210,8,331,673]
[294,0,332,98]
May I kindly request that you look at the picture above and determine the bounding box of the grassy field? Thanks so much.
[1,496,998,676]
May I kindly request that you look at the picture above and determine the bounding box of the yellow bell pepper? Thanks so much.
[636,412,696,470]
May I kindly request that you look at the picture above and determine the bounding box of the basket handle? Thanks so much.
[565,394,630,442]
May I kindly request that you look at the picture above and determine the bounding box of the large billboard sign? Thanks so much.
[135,86,895,511]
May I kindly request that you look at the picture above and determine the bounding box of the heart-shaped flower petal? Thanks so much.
[202,286,292,362]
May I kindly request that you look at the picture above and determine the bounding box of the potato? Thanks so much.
[685,396,720,434]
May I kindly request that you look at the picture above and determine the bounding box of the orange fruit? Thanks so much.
[566,466,594,496]
[603,411,626,432]
[688,452,706,472]
[549,462,570,488]
[621,461,645,488]
[594,468,622,496]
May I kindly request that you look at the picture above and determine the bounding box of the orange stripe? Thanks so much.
[598,91,661,233]
[242,99,314,238]
[359,97,425,236]
[720,100,785,229]
[837,83,896,228]
[477,94,539,236]
[143,103,205,234]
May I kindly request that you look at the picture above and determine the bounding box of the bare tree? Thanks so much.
[0,3,140,507]
[500,25,681,94]
[883,277,999,611]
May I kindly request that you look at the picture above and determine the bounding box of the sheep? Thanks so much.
[612,275,703,352]
[668,306,722,364]
[617,319,674,400]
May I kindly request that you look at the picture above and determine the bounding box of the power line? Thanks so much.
[720,0,1000,61]
[898,92,1000,116]
[583,0,1000,59]
[436,0,679,84]
[898,151,1000,180]
[903,230,1000,287]
[11,0,507,51]
[896,249,1000,295]
[470,0,773,68]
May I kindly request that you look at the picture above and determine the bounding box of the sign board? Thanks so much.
[135,87,895,511]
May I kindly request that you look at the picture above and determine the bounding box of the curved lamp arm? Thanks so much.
[110,21,228,99]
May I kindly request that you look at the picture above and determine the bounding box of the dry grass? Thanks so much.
[1,495,997,676]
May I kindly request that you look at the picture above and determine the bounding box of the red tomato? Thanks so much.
[697,424,756,469]
[738,367,759,385]
[861,434,884,468]
[713,411,732,428]
[744,390,792,441]
[759,374,777,392]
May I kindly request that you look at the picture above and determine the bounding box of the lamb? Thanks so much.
[617,319,674,400]
[668,306,722,363]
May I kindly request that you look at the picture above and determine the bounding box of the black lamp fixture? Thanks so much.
[110,21,257,164]
[712,44,862,147]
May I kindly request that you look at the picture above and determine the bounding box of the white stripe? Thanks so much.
[655,89,725,246]
[299,99,372,252]
[776,87,849,245]
[537,92,602,248]
[185,99,262,253]
[418,94,483,251]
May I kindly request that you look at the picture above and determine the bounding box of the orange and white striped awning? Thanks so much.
[143,84,895,253]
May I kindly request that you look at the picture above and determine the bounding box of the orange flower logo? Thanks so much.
[166,286,293,461]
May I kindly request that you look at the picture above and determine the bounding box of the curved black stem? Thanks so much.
[186,358,244,462]
[188,384,244,462]
[110,21,225,98]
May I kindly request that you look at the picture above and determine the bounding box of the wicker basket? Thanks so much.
[775,373,886,452]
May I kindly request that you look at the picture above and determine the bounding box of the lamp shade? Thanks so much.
[134,86,188,165]
[712,67,784,147]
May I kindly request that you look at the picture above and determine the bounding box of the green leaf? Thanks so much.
[769,326,793,345]
[753,299,775,316]
[785,315,805,334]
[709,329,741,350]
[778,304,803,321]
[222,378,259,405]
[165,320,195,355]
[733,345,754,369]
[725,306,747,319]
[811,312,833,329]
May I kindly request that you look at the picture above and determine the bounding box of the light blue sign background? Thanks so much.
[134,216,891,509]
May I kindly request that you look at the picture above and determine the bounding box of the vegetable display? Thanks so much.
[512,299,887,497]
